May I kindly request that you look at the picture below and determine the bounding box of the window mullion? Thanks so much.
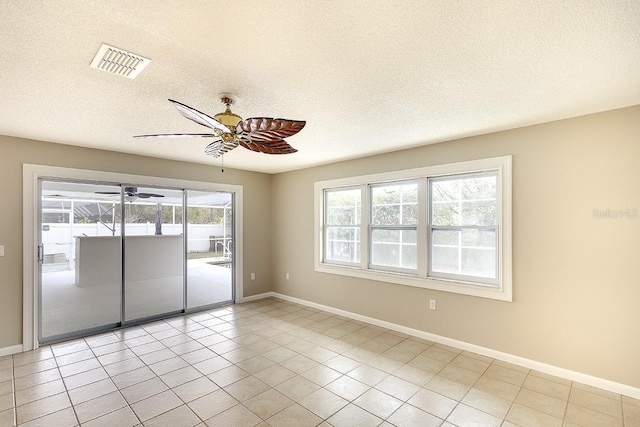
[418,178,428,278]
[457,182,462,274]
[360,184,369,270]
[322,190,328,263]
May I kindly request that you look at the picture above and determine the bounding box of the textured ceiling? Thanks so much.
[1,1,639,174]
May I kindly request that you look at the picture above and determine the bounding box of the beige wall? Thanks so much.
[0,136,272,349]
[270,105,640,388]
[2,106,638,388]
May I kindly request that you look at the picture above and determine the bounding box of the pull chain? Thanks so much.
[221,154,224,173]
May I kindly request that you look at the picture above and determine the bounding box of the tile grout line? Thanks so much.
[441,355,499,425]
[83,334,142,427]
[12,345,78,427]
[115,320,202,426]
[10,355,16,427]
[79,322,185,425]
[16,298,632,427]
[50,345,80,427]
[118,312,250,425]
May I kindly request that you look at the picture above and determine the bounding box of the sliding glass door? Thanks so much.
[124,187,185,322]
[186,190,234,310]
[40,180,122,341]
[38,180,235,344]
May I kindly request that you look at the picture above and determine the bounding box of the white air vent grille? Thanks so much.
[90,43,150,79]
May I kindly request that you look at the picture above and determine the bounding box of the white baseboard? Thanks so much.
[0,344,23,357]
[247,292,640,400]
[239,292,276,303]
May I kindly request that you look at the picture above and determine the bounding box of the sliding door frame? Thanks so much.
[23,164,244,351]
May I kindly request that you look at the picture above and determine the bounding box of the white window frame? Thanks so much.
[427,171,499,286]
[314,156,512,301]
[368,180,419,274]
[323,186,362,267]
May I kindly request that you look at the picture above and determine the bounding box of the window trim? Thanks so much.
[314,156,512,302]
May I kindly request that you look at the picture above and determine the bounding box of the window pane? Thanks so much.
[371,182,418,225]
[432,202,459,226]
[461,175,496,200]
[432,229,458,245]
[402,203,419,224]
[371,229,417,269]
[326,188,361,225]
[461,248,496,278]
[326,226,360,263]
[431,174,497,226]
[461,201,497,226]
[431,229,497,279]
[432,245,459,274]
[401,242,417,269]
[372,204,400,225]
[461,229,496,248]
[431,179,459,202]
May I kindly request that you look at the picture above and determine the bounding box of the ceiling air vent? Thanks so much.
[90,43,150,79]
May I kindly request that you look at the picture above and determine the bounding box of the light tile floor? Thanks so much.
[1,297,638,426]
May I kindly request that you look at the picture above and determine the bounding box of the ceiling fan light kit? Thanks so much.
[134,95,306,160]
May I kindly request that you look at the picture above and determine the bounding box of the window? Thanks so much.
[369,181,418,272]
[315,156,512,301]
[324,187,361,265]
[429,173,498,285]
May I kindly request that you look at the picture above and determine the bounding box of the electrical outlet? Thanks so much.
[429,299,437,310]
[0,245,4,256]
[285,273,290,280]
[250,273,255,281]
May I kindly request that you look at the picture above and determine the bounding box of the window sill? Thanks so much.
[315,262,511,301]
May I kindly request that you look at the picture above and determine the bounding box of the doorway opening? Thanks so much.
[36,177,238,345]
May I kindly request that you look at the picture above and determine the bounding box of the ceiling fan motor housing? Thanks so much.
[214,106,243,133]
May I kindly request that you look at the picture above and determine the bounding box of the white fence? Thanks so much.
[42,223,228,262]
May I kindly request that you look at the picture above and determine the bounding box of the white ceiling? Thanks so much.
[1,1,639,174]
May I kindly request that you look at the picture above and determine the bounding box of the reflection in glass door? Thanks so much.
[124,187,185,322]
[40,180,122,342]
[186,191,234,309]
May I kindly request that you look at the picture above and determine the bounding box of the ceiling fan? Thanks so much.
[95,186,164,202]
[133,95,306,159]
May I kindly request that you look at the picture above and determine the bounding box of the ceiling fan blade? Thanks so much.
[95,191,121,195]
[168,99,229,133]
[137,193,165,198]
[133,133,219,138]
[236,118,306,141]
[204,140,239,158]
[239,139,298,155]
